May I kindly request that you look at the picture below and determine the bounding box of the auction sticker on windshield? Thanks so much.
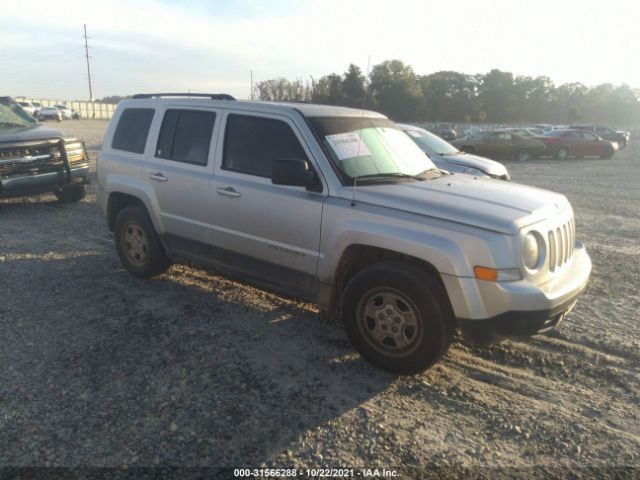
[326,132,371,160]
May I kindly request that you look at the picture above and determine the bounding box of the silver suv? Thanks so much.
[97,93,592,374]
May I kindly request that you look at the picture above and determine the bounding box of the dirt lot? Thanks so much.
[1,120,639,477]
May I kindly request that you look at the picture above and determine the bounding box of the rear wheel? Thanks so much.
[516,149,531,162]
[114,206,170,278]
[54,184,86,203]
[556,147,569,160]
[341,261,455,374]
[460,145,475,154]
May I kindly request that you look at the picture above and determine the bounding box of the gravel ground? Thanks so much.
[1,120,639,478]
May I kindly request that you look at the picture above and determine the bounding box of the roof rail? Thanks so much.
[132,93,235,100]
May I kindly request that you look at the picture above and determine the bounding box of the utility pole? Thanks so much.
[83,24,94,118]
[250,69,253,100]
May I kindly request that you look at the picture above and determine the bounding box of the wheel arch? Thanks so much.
[107,192,153,232]
[326,244,451,313]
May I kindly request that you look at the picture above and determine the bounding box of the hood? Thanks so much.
[0,124,64,143]
[339,174,570,235]
[436,152,509,178]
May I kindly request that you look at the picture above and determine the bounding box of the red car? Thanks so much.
[537,129,618,160]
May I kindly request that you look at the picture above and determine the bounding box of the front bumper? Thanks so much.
[0,163,89,198]
[442,241,591,339]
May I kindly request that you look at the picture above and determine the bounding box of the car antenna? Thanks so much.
[352,55,370,208]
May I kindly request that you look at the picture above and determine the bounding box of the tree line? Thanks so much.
[254,60,640,126]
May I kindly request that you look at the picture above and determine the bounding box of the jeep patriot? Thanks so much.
[97,93,592,373]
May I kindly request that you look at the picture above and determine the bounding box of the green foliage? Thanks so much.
[254,61,640,125]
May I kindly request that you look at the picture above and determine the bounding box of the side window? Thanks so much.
[582,132,598,141]
[222,114,307,178]
[112,108,155,154]
[155,109,216,166]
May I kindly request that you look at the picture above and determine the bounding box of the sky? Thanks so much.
[2,0,639,101]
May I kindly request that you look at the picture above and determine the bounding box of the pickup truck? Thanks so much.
[97,93,592,373]
[0,97,89,202]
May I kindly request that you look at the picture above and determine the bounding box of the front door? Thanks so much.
[208,111,327,297]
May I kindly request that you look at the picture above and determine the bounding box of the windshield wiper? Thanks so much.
[355,172,426,182]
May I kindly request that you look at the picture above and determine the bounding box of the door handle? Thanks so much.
[216,186,241,198]
[149,172,168,182]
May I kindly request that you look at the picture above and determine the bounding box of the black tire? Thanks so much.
[54,184,86,203]
[556,147,569,160]
[460,145,475,154]
[516,149,530,162]
[114,205,170,278]
[600,146,615,160]
[341,261,455,374]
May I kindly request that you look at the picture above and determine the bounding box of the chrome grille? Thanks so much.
[548,218,575,271]
[0,144,63,174]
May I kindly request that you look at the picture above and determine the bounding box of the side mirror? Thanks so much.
[272,159,321,192]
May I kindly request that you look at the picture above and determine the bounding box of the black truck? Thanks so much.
[0,97,89,202]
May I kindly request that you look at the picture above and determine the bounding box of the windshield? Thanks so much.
[0,98,38,129]
[309,117,437,183]
[403,127,459,155]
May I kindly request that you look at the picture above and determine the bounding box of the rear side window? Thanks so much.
[111,108,155,154]
[222,114,307,178]
[156,109,216,166]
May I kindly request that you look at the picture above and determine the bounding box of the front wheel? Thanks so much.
[556,147,569,160]
[341,261,455,374]
[600,146,615,159]
[114,206,170,278]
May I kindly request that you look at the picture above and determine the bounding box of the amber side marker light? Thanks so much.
[474,266,499,281]
[474,266,522,282]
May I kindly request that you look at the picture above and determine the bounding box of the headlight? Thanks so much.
[524,232,544,270]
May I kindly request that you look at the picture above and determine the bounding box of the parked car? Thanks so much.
[32,101,42,117]
[54,104,72,120]
[37,106,62,122]
[429,123,457,141]
[97,93,591,374]
[17,101,36,116]
[398,124,510,180]
[0,96,89,202]
[570,124,629,149]
[537,129,618,160]
[451,130,546,161]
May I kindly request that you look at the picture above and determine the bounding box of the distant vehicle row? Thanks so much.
[16,101,79,121]
[450,128,620,161]
[429,122,630,149]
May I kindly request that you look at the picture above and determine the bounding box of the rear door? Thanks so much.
[564,131,582,155]
[487,132,511,159]
[141,107,220,243]
[208,111,327,297]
